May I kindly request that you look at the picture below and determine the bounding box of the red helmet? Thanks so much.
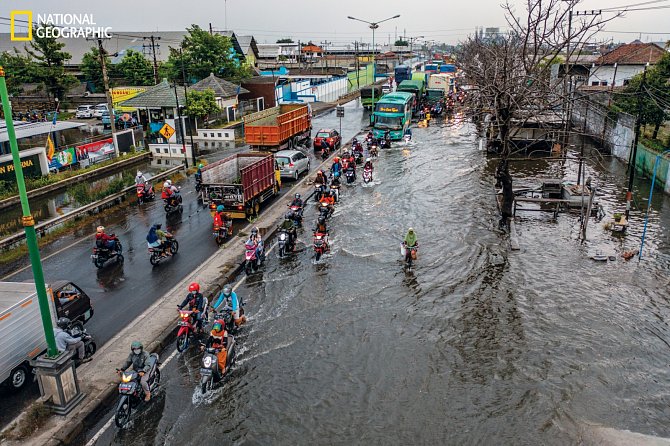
[188,282,200,292]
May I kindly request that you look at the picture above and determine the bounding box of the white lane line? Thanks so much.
[85,344,182,445]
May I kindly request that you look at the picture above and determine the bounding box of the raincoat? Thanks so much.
[404,230,417,248]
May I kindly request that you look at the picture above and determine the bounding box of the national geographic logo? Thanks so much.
[10,10,32,41]
[9,11,112,41]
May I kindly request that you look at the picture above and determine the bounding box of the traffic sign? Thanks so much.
[159,123,175,140]
[336,106,344,117]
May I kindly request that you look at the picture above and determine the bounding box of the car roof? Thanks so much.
[316,128,334,133]
[275,150,302,157]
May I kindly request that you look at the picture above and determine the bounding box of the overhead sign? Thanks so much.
[0,153,42,182]
[159,123,175,140]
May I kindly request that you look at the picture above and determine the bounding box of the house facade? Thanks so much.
[587,42,667,87]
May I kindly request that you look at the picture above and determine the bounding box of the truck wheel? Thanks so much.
[8,365,29,389]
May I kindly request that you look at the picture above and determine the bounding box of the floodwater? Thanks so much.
[86,111,670,445]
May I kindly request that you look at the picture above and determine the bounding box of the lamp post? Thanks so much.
[638,149,670,261]
[0,66,84,415]
[348,14,400,123]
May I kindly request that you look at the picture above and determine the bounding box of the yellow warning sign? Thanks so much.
[159,123,175,140]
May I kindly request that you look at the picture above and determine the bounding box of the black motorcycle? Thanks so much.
[314,184,327,201]
[164,194,183,214]
[354,151,363,165]
[68,324,96,361]
[382,137,392,149]
[149,236,179,266]
[91,239,123,269]
[345,167,356,184]
[319,202,333,220]
[277,228,296,258]
[114,354,161,428]
[199,335,236,394]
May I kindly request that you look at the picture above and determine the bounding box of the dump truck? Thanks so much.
[200,153,279,219]
[1,281,94,390]
[244,104,312,151]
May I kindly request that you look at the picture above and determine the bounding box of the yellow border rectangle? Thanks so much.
[10,11,33,41]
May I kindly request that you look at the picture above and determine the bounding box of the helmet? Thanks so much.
[217,205,225,212]
[136,171,142,177]
[295,193,301,199]
[222,285,232,298]
[212,322,223,333]
[318,216,326,224]
[96,226,105,234]
[131,341,143,351]
[163,181,170,189]
[285,211,293,220]
[316,170,323,176]
[166,180,172,186]
[251,227,258,235]
[57,317,70,329]
[153,223,162,230]
[366,157,371,162]
[334,157,340,163]
[198,163,204,169]
[188,282,200,292]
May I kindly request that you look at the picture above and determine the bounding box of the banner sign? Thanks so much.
[77,138,115,158]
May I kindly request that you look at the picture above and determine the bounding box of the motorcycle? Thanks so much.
[163,193,183,214]
[321,146,330,160]
[403,134,412,144]
[148,235,179,266]
[244,240,264,275]
[199,335,236,394]
[289,205,303,226]
[68,324,96,361]
[213,219,233,246]
[319,202,333,220]
[195,172,203,193]
[136,183,155,205]
[345,167,356,184]
[362,167,373,184]
[176,308,200,352]
[277,228,295,258]
[114,354,160,428]
[369,143,379,158]
[314,183,327,202]
[382,137,392,149]
[91,239,123,269]
[313,232,329,261]
[329,181,341,202]
[401,243,418,269]
[354,151,363,165]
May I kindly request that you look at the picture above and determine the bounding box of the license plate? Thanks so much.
[118,383,133,391]
[200,368,212,375]
[178,321,189,326]
[90,255,98,259]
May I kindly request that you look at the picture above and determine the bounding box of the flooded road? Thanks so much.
[84,113,670,445]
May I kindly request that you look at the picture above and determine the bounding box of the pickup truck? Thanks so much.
[0,281,94,390]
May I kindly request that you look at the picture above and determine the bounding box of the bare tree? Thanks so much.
[458,0,618,228]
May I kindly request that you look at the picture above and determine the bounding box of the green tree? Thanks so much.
[165,25,252,83]
[0,49,37,96]
[394,40,409,46]
[614,52,670,140]
[80,46,111,92]
[276,38,294,44]
[25,24,77,100]
[185,89,220,125]
[117,49,154,86]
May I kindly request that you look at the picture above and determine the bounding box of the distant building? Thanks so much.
[588,41,667,87]
[301,44,323,62]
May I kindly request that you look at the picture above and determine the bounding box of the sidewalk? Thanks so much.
[0,152,333,446]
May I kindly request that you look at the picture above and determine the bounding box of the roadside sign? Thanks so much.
[336,106,344,117]
[159,123,175,140]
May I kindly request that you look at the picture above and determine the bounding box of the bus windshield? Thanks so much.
[374,115,403,130]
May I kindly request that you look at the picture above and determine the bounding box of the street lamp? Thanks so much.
[348,14,400,120]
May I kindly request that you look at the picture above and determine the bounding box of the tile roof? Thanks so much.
[118,79,186,108]
[190,73,249,98]
[596,42,666,65]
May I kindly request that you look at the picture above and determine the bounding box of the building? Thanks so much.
[236,35,260,67]
[257,43,300,64]
[588,42,667,87]
[190,73,249,121]
[301,44,323,63]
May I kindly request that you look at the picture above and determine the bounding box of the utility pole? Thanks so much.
[143,35,161,84]
[179,47,196,165]
[209,23,213,36]
[173,82,188,169]
[355,41,360,89]
[91,35,118,155]
[626,62,649,218]
[321,40,332,70]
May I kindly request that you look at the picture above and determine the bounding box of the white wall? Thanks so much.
[588,64,646,87]
[149,143,193,161]
[195,129,235,141]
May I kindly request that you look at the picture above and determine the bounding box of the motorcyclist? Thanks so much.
[135,171,150,193]
[314,170,326,185]
[162,180,180,204]
[403,227,418,261]
[404,127,412,140]
[203,321,228,378]
[212,284,246,327]
[278,211,298,247]
[314,215,328,234]
[118,341,152,401]
[178,282,207,333]
[290,193,303,209]
[363,157,374,172]
[54,317,90,363]
[146,223,172,257]
[366,130,373,141]
[213,205,231,236]
[95,226,119,251]
[247,227,264,260]
[331,157,342,178]
[195,163,204,183]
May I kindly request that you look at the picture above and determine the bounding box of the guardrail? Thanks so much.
[0,165,185,251]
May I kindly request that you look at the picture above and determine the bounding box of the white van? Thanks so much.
[93,103,108,119]
[75,105,93,119]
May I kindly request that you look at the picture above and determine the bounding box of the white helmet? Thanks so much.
[166,180,172,186]
[366,158,371,162]
[136,171,142,177]
[163,181,170,189]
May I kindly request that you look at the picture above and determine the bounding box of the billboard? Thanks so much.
[0,153,43,182]
[111,86,147,112]
[48,147,77,170]
[77,138,115,159]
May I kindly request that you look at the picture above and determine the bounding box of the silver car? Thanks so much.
[275,150,310,180]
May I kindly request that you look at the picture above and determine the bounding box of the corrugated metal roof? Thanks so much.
[0,121,86,143]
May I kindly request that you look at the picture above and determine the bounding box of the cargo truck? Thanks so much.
[200,153,279,219]
[244,104,312,152]
[1,281,94,390]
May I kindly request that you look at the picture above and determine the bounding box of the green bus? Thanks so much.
[360,85,383,109]
[372,92,414,140]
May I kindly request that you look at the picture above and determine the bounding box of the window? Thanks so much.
[591,81,599,86]
[224,133,229,138]
[155,148,161,154]
[204,141,208,147]
[156,159,162,164]
[601,81,607,86]
[171,148,177,153]
[218,133,222,138]
[163,148,169,153]
[623,79,630,86]
[210,133,215,137]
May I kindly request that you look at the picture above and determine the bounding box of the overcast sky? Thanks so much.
[3,0,669,46]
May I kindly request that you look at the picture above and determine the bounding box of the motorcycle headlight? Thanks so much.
[279,233,286,240]
[121,373,133,383]
[203,356,213,368]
